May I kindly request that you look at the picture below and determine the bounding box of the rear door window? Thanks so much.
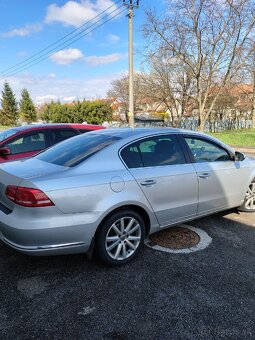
[121,135,186,168]
[78,129,91,134]
[51,129,78,145]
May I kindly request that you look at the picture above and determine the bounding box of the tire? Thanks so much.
[95,209,145,266]
[239,180,255,212]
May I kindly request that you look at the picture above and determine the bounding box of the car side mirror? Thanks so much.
[0,147,11,156]
[234,151,245,162]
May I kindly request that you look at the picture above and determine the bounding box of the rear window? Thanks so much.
[36,133,120,167]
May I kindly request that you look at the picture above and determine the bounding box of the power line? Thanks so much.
[0,0,122,75]
[0,0,122,76]
[1,5,126,79]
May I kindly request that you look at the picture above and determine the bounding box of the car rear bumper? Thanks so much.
[0,233,89,255]
[0,207,100,256]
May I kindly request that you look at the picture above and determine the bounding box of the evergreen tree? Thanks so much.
[19,88,37,123]
[0,81,18,126]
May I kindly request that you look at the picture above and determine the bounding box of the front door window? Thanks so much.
[5,132,46,154]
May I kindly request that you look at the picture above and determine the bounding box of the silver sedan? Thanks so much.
[0,128,254,265]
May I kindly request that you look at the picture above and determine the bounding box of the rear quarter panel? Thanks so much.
[28,155,159,233]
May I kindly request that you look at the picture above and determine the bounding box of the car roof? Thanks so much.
[89,127,177,137]
[88,127,205,139]
[88,127,234,152]
[11,123,103,132]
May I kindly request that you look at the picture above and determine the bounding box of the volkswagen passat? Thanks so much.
[0,128,254,265]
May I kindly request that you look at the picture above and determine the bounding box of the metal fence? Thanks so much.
[121,117,254,132]
[179,118,253,132]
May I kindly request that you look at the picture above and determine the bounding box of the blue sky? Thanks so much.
[0,0,163,105]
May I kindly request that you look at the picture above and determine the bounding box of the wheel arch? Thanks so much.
[95,204,151,239]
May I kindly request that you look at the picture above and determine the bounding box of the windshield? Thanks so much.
[36,133,121,167]
[0,128,17,142]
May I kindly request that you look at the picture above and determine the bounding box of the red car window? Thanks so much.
[51,129,78,144]
[5,132,46,154]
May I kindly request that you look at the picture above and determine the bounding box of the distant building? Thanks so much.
[107,84,255,123]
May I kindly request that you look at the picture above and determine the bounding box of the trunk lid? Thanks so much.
[0,158,66,209]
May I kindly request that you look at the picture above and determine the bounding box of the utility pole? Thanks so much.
[123,0,140,129]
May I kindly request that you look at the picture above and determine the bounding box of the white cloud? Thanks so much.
[1,24,42,38]
[50,48,84,65]
[45,0,120,27]
[0,72,124,105]
[63,96,77,102]
[85,53,127,66]
[35,95,59,105]
[109,34,120,43]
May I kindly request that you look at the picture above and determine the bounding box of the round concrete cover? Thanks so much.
[145,225,212,254]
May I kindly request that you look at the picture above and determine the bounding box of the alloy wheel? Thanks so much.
[105,217,142,261]
[244,182,255,210]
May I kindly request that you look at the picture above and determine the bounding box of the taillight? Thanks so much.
[6,186,54,207]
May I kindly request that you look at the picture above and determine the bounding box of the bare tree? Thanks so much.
[107,73,147,114]
[143,0,255,131]
[251,71,255,128]
[140,52,195,124]
[242,51,255,128]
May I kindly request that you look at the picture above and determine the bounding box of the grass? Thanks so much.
[208,129,255,147]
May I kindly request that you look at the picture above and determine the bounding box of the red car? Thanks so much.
[0,123,105,163]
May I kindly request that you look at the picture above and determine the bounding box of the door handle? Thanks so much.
[140,179,157,186]
[198,173,210,179]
